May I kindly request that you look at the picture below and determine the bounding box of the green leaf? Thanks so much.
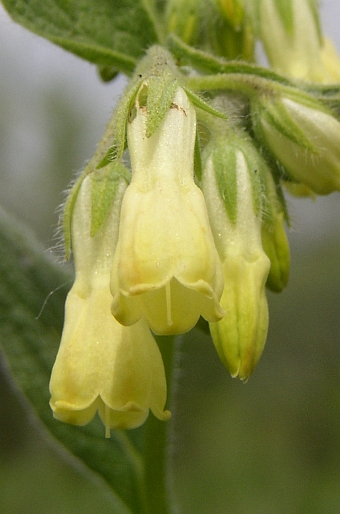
[97,65,119,83]
[183,87,227,120]
[96,75,144,166]
[2,0,163,75]
[167,34,293,85]
[0,207,148,514]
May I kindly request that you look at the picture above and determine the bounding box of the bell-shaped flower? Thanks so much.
[50,170,170,435]
[111,86,224,335]
[202,137,270,380]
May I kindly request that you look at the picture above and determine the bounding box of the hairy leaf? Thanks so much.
[2,0,163,75]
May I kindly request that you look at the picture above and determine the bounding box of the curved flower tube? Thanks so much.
[111,86,224,335]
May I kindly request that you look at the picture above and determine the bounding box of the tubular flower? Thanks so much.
[202,139,270,380]
[111,86,224,335]
[50,171,170,435]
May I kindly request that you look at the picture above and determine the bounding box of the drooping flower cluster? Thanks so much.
[50,85,226,435]
[50,0,340,435]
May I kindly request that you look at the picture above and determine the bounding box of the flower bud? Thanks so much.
[50,169,170,435]
[202,136,270,380]
[205,0,254,60]
[253,94,340,195]
[110,86,224,335]
[216,0,244,30]
[252,0,333,82]
[166,0,201,45]
[261,172,290,293]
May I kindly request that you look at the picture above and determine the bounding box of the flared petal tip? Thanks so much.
[50,399,98,426]
[101,398,172,432]
[153,408,172,422]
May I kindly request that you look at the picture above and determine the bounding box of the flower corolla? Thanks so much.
[50,172,170,435]
[111,86,224,335]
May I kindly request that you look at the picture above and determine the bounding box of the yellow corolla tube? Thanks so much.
[50,171,170,436]
[111,85,224,335]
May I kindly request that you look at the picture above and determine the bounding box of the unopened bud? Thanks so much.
[202,134,270,380]
[253,94,340,195]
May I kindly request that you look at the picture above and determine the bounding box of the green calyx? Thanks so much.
[261,212,290,293]
[90,162,130,238]
[63,161,130,259]
[203,133,263,225]
[97,46,182,167]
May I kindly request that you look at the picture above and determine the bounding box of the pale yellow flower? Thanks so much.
[50,172,170,435]
[111,86,224,335]
[50,288,170,434]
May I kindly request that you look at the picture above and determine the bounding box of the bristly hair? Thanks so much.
[48,168,85,264]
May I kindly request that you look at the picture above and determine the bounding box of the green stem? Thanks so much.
[143,335,177,514]
[182,73,277,99]
[182,72,317,109]
[167,34,293,85]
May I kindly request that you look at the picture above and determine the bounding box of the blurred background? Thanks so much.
[1,2,340,513]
